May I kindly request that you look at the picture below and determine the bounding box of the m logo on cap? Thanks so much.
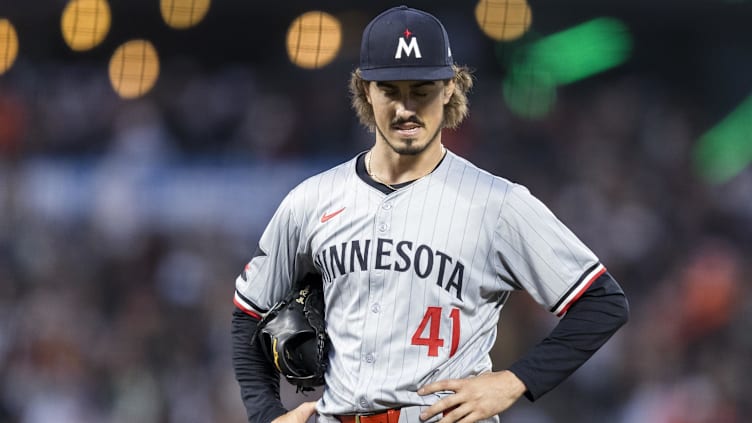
[395,29,421,59]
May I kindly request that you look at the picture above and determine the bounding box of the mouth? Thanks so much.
[391,121,423,137]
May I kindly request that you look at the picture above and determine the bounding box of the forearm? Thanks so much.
[232,307,288,423]
[509,273,629,400]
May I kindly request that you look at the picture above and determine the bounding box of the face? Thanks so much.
[366,79,455,156]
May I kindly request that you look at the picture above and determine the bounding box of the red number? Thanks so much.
[411,307,444,356]
[411,306,461,357]
[449,307,460,357]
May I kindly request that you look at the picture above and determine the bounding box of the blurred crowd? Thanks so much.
[2,28,752,423]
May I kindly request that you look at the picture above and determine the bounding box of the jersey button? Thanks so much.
[378,223,389,232]
[371,303,381,313]
[359,398,369,408]
[382,202,392,210]
[365,353,375,363]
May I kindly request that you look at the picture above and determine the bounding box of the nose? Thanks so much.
[395,96,418,119]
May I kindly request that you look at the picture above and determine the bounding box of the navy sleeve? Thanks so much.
[232,307,288,423]
[508,272,629,400]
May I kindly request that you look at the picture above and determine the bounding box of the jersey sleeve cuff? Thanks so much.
[550,263,606,317]
[233,290,264,320]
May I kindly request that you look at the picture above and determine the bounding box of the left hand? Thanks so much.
[271,401,318,423]
[417,370,527,423]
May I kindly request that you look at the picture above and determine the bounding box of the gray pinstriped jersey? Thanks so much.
[234,150,604,418]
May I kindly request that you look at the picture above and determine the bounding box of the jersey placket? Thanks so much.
[355,196,395,411]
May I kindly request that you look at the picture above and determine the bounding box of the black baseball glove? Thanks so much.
[253,273,329,392]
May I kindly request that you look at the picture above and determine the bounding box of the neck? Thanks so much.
[366,140,446,186]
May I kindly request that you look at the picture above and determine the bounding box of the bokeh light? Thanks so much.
[502,17,632,118]
[108,39,160,99]
[60,0,111,51]
[0,18,19,75]
[286,11,342,69]
[475,0,532,41]
[524,17,631,85]
[502,65,557,118]
[693,94,752,184]
[161,0,211,29]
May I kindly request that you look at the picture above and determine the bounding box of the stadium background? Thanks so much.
[1,0,751,422]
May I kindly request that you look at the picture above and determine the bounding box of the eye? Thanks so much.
[380,88,398,97]
[412,91,428,98]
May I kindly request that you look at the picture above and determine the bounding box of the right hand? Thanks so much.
[272,401,318,423]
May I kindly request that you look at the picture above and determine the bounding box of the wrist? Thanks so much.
[500,369,528,399]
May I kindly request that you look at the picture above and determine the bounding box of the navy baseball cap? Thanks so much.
[359,5,455,81]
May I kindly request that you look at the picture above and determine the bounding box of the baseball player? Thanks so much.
[232,5,629,423]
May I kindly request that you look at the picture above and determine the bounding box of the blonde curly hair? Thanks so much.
[348,65,474,132]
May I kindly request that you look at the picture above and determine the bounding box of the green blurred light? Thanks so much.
[501,17,632,119]
[527,17,632,85]
[693,95,752,184]
[502,65,557,119]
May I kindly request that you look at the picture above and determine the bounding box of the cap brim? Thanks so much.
[360,65,455,81]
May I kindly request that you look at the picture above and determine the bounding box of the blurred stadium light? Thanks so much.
[60,0,111,51]
[0,18,18,74]
[501,17,632,118]
[286,11,342,69]
[693,94,752,184]
[108,39,160,98]
[475,0,533,41]
[160,0,211,29]
[522,17,631,85]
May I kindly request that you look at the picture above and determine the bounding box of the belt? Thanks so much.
[336,409,401,423]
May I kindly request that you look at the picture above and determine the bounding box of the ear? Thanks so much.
[443,79,456,105]
[363,81,373,105]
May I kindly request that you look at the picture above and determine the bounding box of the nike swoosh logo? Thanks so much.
[321,207,346,223]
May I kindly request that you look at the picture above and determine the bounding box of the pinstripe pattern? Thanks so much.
[234,150,601,417]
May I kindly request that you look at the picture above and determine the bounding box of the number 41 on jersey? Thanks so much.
[410,306,460,357]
